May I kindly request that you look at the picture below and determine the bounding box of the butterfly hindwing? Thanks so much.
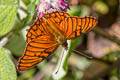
[18,36,58,71]
[59,16,98,39]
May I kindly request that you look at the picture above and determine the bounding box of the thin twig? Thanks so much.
[74,49,112,65]
[93,27,120,45]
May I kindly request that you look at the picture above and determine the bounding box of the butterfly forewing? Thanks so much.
[44,12,98,39]
[44,12,70,24]
[26,17,49,42]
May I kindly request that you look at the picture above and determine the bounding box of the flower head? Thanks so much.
[36,0,70,18]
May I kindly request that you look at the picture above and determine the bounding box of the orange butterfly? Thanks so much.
[17,12,98,71]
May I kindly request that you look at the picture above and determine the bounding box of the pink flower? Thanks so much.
[36,0,70,18]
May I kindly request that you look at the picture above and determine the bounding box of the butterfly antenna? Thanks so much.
[55,49,65,74]
[72,49,93,59]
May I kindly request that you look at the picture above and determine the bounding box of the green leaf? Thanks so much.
[25,0,36,24]
[22,0,30,6]
[0,0,18,36]
[68,6,81,16]
[0,48,16,80]
[5,32,26,57]
[93,1,109,15]
[17,68,36,80]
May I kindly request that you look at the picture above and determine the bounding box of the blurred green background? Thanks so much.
[0,0,120,80]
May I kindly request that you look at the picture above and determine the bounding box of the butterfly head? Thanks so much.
[62,41,68,50]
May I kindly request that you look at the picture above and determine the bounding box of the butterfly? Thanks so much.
[17,12,98,71]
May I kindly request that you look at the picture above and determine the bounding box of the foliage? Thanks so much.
[0,48,16,80]
[0,0,19,36]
